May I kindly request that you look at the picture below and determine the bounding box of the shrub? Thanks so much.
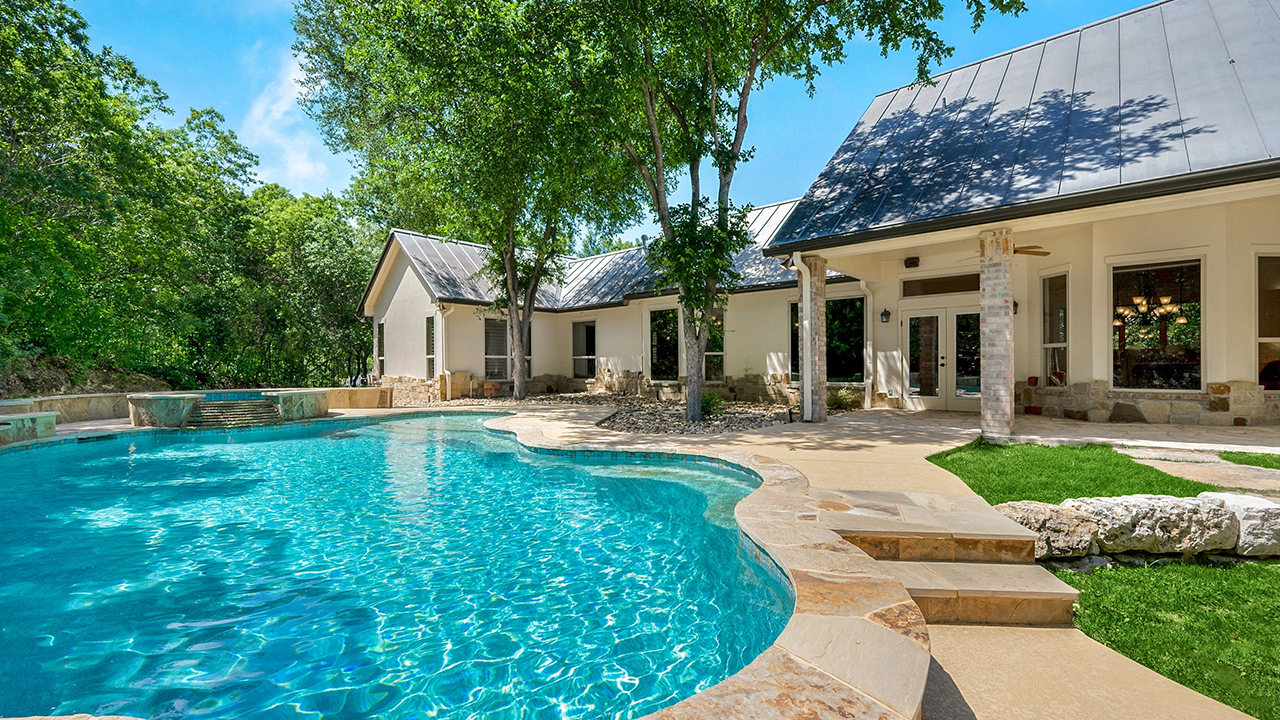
[701,392,725,418]
[827,387,857,411]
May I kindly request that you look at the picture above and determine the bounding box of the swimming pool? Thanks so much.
[0,414,791,719]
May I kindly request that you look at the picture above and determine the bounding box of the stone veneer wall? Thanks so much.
[1017,380,1280,426]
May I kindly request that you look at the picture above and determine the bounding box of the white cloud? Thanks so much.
[240,52,352,196]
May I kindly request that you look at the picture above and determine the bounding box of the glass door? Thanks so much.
[903,307,982,412]
[905,310,946,410]
[948,307,982,412]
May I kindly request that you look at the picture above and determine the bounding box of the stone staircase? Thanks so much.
[186,400,281,429]
[811,488,1078,625]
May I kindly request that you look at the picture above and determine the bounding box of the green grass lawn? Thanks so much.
[1220,451,1280,471]
[1056,562,1280,719]
[927,439,1215,505]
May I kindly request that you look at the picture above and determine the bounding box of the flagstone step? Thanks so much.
[811,489,1039,563]
[880,560,1078,626]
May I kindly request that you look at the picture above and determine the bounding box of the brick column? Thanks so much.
[979,229,1015,442]
[803,255,828,422]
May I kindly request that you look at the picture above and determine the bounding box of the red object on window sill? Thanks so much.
[1028,376,1039,387]
[1050,371,1067,386]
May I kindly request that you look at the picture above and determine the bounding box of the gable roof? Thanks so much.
[359,198,839,315]
[767,0,1280,255]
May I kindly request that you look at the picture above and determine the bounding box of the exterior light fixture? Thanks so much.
[881,308,891,323]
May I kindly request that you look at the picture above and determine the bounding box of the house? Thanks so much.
[766,0,1280,437]
[362,0,1280,436]
[357,200,872,406]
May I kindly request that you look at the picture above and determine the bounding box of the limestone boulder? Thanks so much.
[994,501,1099,558]
[1062,495,1239,554]
[1199,492,1280,556]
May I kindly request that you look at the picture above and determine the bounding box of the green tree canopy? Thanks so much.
[295,0,646,398]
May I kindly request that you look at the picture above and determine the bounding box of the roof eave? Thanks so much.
[764,157,1280,258]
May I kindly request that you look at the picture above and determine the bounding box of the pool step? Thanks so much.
[879,560,1078,626]
[811,489,1039,563]
[187,400,281,428]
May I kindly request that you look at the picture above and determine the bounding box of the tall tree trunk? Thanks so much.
[682,299,709,422]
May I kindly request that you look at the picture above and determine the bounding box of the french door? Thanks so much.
[903,306,982,412]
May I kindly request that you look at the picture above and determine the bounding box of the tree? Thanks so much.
[295,0,645,399]
[592,0,1025,419]
[1,0,379,394]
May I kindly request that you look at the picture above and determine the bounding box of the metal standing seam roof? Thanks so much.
[766,0,1280,255]
[359,198,844,315]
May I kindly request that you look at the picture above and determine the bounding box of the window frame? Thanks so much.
[1108,256,1205,393]
[376,321,386,377]
[1041,273,1069,388]
[1259,254,1280,392]
[572,320,597,380]
[789,293,867,383]
[648,307,681,383]
[425,315,436,380]
[483,317,531,381]
[704,308,725,384]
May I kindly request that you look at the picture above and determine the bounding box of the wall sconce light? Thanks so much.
[880,308,892,323]
[1013,300,1019,315]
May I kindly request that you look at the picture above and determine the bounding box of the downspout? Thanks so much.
[794,252,812,422]
[440,303,456,400]
[859,279,874,410]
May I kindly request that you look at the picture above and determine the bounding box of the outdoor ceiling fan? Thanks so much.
[955,244,1051,264]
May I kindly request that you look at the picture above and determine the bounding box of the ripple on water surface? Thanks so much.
[0,415,792,719]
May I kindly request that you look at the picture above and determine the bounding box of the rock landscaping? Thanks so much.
[438,391,829,435]
[996,492,1280,561]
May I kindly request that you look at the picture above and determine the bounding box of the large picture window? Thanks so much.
[705,309,725,383]
[791,298,865,382]
[1112,261,1201,390]
[650,309,679,381]
[1260,257,1280,390]
[573,321,596,379]
[1042,275,1068,387]
[484,318,531,381]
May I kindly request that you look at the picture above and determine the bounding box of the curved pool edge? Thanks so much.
[480,412,932,720]
[2,406,931,720]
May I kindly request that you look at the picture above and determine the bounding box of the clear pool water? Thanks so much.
[0,414,791,719]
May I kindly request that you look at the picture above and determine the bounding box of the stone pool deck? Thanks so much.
[14,406,1272,720]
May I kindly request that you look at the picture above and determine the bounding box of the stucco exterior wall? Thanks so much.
[822,181,1280,424]
[373,248,437,380]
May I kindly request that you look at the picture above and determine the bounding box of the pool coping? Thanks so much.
[3,407,930,720]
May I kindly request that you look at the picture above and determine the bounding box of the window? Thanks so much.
[484,318,532,381]
[902,273,980,298]
[791,298,865,382]
[650,309,679,381]
[573,321,596,379]
[1042,275,1068,387]
[425,316,436,379]
[1260,257,1280,390]
[705,309,725,382]
[1112,261,1201,390]
[377,321,385,376]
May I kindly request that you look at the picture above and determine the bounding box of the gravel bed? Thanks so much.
[435,391,806,435]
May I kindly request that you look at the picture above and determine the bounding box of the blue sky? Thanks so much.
[77,0,1136,238]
